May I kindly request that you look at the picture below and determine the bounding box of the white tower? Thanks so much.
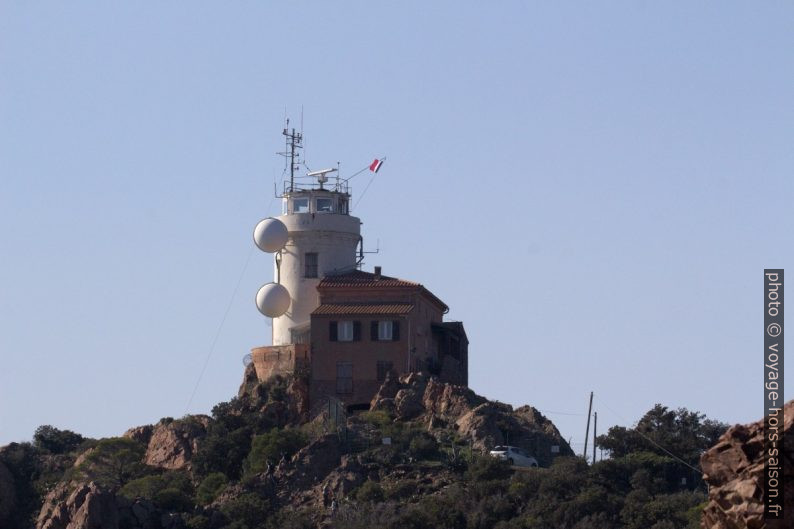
[254,127,362,345]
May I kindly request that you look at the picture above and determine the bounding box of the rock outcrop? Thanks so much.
[123,425,154,446]
[35,481,184,529]
[701,400,793,529]
[144,416,210,470]
[371,372,573,465]
[36,482,118,529]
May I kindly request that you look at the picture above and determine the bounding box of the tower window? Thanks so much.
[304,252,318,278]
[293,198,309,213]
[316,198,333,213]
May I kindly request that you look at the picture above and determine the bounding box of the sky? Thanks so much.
[1,2,792,456]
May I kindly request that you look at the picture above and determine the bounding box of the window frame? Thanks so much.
[292,197,310,213]
[304,252,319,278]
[336,361,353,394]
[315,197,334,213]
[377,360,394,382]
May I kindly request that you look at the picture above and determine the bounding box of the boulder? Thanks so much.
[278,434,343,494]
[369,372,573,465]
[321,454,366,499]
[123,425,154,446]
[701,400,793,529]
[286,375,310,424]
[144,416,210,470]
[36,482,118,529]
[238,362,259,399]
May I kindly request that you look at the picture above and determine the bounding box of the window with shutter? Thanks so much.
[337,321,353,341]
[392,321,400,341]
[377,320,393,341]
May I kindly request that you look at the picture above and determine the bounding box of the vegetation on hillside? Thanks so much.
[0,375,727,529]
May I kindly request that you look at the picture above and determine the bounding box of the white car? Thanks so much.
[489,445,539,467]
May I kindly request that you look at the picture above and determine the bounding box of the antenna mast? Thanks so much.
[279,118,303,193]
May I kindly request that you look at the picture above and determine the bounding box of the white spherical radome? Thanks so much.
[253,217,289,253]
[255,283,291,317]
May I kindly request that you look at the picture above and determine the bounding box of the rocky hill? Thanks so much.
[700,400,793,529]
[2,370,785,529]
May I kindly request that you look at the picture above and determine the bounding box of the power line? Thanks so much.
[183,245,255,415]
[183,195,277,414]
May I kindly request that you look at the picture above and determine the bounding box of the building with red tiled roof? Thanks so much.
[251,265,468,411]
[308,267,467,408]
[250,132,468,411]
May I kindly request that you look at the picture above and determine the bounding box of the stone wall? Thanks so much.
[251,344,309,381]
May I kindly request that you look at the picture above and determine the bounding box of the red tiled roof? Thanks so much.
[318,270,419,288]
[318,270,449,312]
[312,303,415,316]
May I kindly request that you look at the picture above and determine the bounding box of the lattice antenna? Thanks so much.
[278,117,303,193]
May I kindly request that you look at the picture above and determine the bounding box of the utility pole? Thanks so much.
[592,411,597,465]
[583,391,593,460]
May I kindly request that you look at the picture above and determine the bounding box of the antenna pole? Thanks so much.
[280,120,303,194]
[583,391,593,460]
[592,411,597,465]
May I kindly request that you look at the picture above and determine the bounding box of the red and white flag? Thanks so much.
[369,158,383,173]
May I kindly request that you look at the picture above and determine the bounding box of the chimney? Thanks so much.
[374,266,382,280]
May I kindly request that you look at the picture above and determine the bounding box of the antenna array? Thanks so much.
[278,119,303,192]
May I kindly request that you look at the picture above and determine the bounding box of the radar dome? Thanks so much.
[256,282,291,317]
[253,217,288,253]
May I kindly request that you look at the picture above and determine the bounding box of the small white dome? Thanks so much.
[253,217,289,253]
[255,282,291,317]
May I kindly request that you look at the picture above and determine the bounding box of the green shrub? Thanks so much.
[384,479,417,500]
[154,487,193,511]
[360,410,393,428]
[186,514,211,529]
[355,480,384,502]
[33,425,85,454]
[196,472,228,505]
[220,492,272,528]
[193,424,252,480]
[465,454,512,482]
[243,428,307,477]
[119,475,166,500]
[407,431,439,460]
[74,437,147,488]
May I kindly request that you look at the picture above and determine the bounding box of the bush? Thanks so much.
[360,410,393,428]
[219,492,272,528]
[74,437,147,488]
[407,431,439,460]
[193,424,252,480]
[384,479,417,500]
[154,487,193,511]
[33,425,85,454]
[196,472,228,505]
[465,455,512,482]
[186,514,211,529]
[243,428,307,477]
[118,470,193,510]
[355,480,384,502]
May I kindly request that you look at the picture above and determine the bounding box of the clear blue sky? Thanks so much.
[1,2,792,454]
